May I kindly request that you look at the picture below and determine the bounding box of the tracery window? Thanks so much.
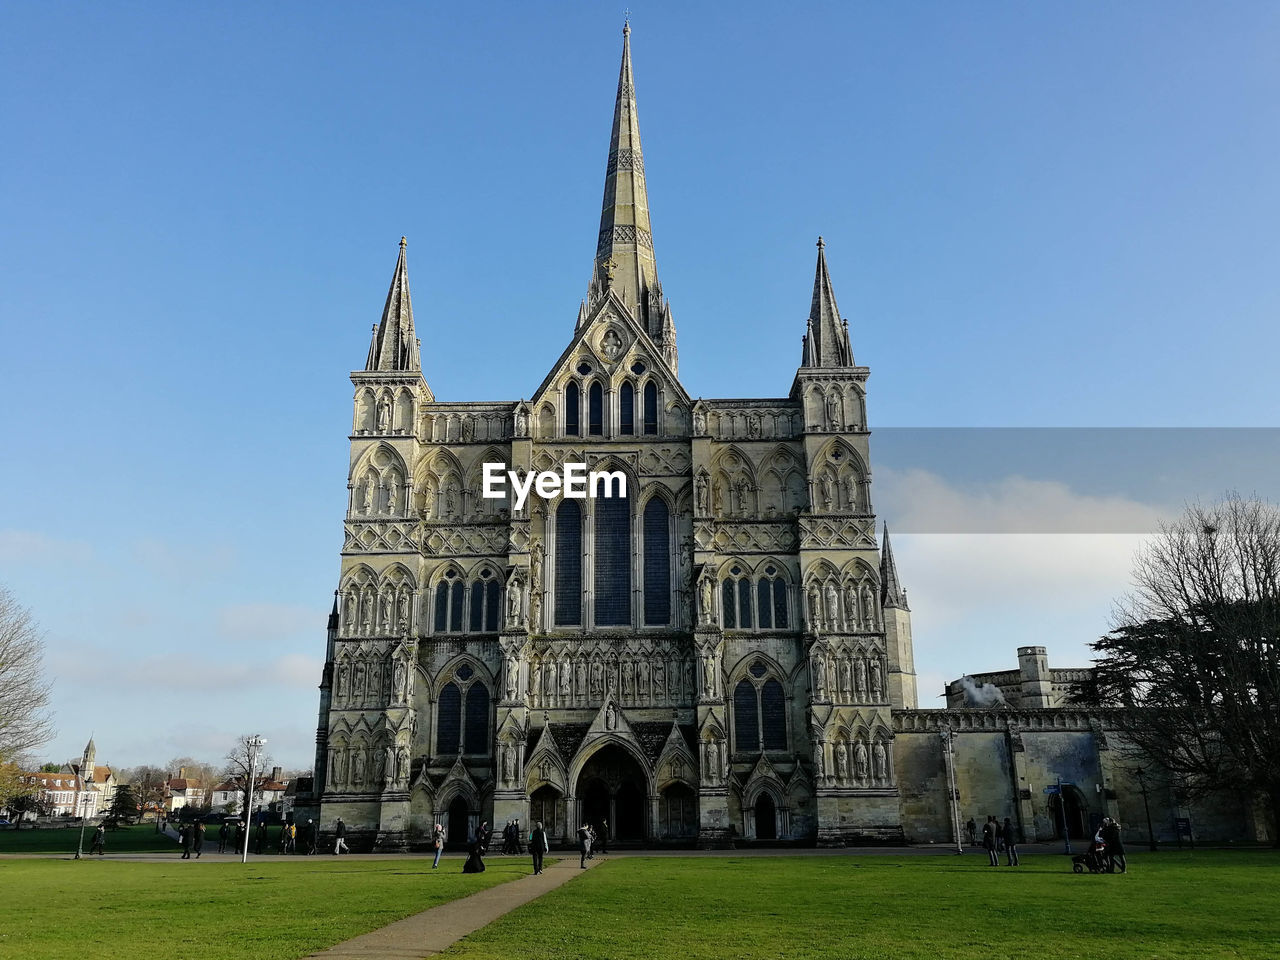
[620,383,634,435]
[588,382,604,436]
[554,500,582,626]
[468,568,502,632]
[565,382,580,436]
[643,497,671,625]
[434,571,466,634]
[722,565,788,631]
[436,666,491,756]
[594,491,631,626]
[643,382,658,435]
[732,664,788,753]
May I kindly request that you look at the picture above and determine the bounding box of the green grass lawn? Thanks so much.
[0,857,529,960]
[0,823,178,854]
[441,851,1280,960]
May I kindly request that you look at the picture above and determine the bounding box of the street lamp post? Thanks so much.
[241,735,266,864]
[940,727,963,854]
[74,775,88,860]
[1134,767,1158,852]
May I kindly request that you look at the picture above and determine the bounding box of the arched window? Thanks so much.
[464,683,490,754]
[434,572,466,634]
[733,680,759,752]
[756,568,789,629]
[643,382,658,435]
[468,569,502,632]
[722,566,751,629]
[565,382,580,436]
[436,683,461,754]
[588,382,603,436]
[620,383,634,435]
[722,579,736,629]
[761,679,787,750]
[554,500,582,626]
[594,490,631,626]
[643,497,670,626]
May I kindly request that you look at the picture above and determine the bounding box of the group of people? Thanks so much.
[174,818,325,858]
[1093,817,1128,873]
[576,821,607,868]
[970,815,1020,866]
[499,819,525,855]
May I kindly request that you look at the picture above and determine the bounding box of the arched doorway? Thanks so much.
[446,797,471,846]
[754,794,777,840]
[530,785,561,838]
[659,783,697,839]
[576,744,649,843]
[1049,787,1088,840]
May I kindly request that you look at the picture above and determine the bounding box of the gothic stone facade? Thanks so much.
[306,28,1266,850]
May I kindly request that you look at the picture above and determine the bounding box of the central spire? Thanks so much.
[589,22,677,372]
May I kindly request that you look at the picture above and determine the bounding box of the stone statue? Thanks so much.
[387,482,398,514]
[824,392,840,430]
[698,573,714,625]
[336,663,349,700]
[843,474,858,511]
[653,658,666,702]
[693,408,706,435]
[823,583,839,630]
[505,657,520,702]
[695,473,709,515]
[837,658,851,702]
[353,662,365,700]
[383,745,396,787]
[605,703,616,730]
[601,328,624,360]
[506,577,523,627]
[747,413,760,438]
[843,583,858,630]
[502,745,516,782]
[377,397,392,431]
[380,594,393,633]
[590,661,603,700]
[397,747,409,785]
[343,594,356,634]
[529,660,541,703]
[807,584,821,631]
[873,741,888,781]
[421,485,435,519]
[861,584,876,629]
[530,541,544,588]
[869,660,883,701]
[855,740,869,780]
[819,474,833,510]
[815,743,826,780]
[544,662,555,701]
[528,587,541,630]
[514,405,528,437]
[855,658,868,698]
[701,655,717,699]
[397,593,409,631]
[813,652,827,701]
[352,750,365,787]
[559,660,571,700]
[362,479,374,514]
[836,741,849,781]
[735,476,751,517]
[394,659,407,703]
[637,658,650,697]
[445,483,458,519]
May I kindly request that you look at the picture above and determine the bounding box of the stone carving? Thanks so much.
[387,483,398,514]
[837,658,851,702]
[815,742,826,780]
[869,660,883,702]
[693,408,706,435]
[377,397,391,431]
[590,661,603,700]
[823,583,839,631]
[820,474,833,510]
[601,328,624,360]
[605,703,617,730]
[352,749,365,787]
[505,656,520,702]
[502,744,516,782]
[836,741,849,781]
[824,392,840,431]
[855,658,868,698]
[812,650,827,701]
[394,659,407,703]
[854,740,869,780]
[843,583,858,629]
[695,473,709,515]
[698,571,715,626]
[861,584,876,629]
[873,741,888,782]
[362,479,374,514]
[807,584,821,632]
[336,663,349,700]
[506,576,524,628]
[514,405,529,437]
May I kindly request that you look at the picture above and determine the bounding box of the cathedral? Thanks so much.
[303,26,1268,850]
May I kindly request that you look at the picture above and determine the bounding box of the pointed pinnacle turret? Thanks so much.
[802,237,854,367]
[589,22,674,366]
[366,236,421,372]
[880,525,909,610]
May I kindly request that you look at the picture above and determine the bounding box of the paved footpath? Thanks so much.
[307,856,598,959]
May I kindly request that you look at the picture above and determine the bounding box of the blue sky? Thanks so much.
[2,3,1277,770]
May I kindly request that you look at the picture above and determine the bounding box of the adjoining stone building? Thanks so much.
[298,26,1269,849]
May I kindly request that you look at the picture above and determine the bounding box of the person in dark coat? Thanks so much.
[90,824,106,856]
[180,823,193,860]
[1101,818,1127,873]
[981,816,998,866]
[965,818,977,845]
[529,820,549,875]
[577,823,591,869]
[217,822,229,853]
[1001,817,1019,866]
[235,821,246,852]
[476,820,491,855]
[306,819,318,855]
[596,820,608,855]
[193,822,205,858]
[462,828,486,873]
[334,817,349,855]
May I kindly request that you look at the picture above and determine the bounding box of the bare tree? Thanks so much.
[119,765,169,820]
[1076,494,1280,843]
[0,586,55,767]
[224,735,273,820]
[165,756,220,813]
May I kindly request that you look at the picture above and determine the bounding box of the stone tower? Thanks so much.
[311,24,915,850]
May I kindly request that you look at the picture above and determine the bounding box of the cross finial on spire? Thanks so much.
[623,11,631,35]
[400,236,407,248]
[817,235,824,249]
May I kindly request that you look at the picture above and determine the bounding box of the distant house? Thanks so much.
[164,767,207,812]
[19,771,87,817]
[211,767,289,816]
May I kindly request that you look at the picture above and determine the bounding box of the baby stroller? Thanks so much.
[1072,838,1108,874]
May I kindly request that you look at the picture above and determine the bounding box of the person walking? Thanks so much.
[965,817,977,846]
[235,821,246,853]
[597,820,609,855]
[1101,818,1127,873]
[529,820,549,875]
[462,828,486,873]
[180,823,193,860]
[306,819,318,855]
[1002,817,1019,866]
[477,820,491,856]
[284,822,296,854]
[431,823,445,869]
[334,817,349,855]
[90,824,106,856]
[217,821,229,853]
[253,820,267,855]
[981,816,998,867]
[577,823,592,869]
[193,821,205,859]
